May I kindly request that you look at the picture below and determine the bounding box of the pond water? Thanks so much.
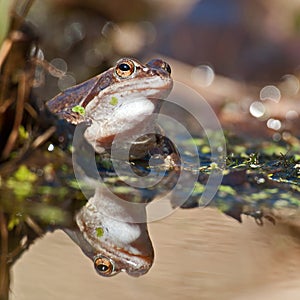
[11,208,300,300]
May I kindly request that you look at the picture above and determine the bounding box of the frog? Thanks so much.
[64,186,154,277]
[47,57,173,158]
[46,58,177,277]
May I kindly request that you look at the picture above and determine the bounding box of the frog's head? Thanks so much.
[46,58,173,153]
[64,188,154,277]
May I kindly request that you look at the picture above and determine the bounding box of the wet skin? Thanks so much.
[47,58,173,155]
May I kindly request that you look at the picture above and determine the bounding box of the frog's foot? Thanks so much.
[152,134,181,170]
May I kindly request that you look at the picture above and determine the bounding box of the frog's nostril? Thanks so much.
[163,62,171,75]
[146,59,171,75]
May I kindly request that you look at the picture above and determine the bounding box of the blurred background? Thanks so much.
[26,0,300,87]
[25,0,300,140]
[4,0,300,299]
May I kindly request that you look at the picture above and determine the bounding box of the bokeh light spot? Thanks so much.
[58,74,76,91]
[272,133,281,142]
[280,74,299,96]
[191,65,215,87]
[267,118,281,131]
[249,101,265,118]
[260,85,281,103]
[285,110,299,120]
[50,58,68,77]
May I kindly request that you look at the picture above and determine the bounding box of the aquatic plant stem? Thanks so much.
[0,212,9,300]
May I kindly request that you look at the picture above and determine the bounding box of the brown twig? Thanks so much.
[2,71,28,159]
[11,0,36,23]
[31,126,57,149]
[0,38,13,72]
[19,0,35,18]
[31,57,66,78]
[0,0,36,71]
[25,216,43,236]
[0,212,9,300]
[0,98,13,114]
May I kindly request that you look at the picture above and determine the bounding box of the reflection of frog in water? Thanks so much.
[47,58,177,276]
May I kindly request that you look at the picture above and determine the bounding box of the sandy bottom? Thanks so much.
[10,208,300,300]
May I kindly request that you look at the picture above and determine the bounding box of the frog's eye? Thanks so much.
[115,59,135,78]
[93,255,115,277]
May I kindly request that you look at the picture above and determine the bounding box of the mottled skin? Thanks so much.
[47,58,175,277]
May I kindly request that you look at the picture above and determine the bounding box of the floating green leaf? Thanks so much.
[72,105,85,116]
[7,215,21,230]
[6,165,37,199]
[14,165,37,182]
[18,125,29,140]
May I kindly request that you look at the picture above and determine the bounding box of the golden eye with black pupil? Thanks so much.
[115,59,135,78]
[94,256,114,276]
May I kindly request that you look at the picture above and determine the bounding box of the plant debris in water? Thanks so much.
[181,131,300,223]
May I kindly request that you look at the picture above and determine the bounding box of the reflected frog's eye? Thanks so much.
[93,255,115,276]
[115,59,136,78]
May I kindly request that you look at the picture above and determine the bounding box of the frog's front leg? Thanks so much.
[57,109,89,125]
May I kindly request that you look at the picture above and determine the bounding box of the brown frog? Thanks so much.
[46,58,176,277]
[47,58,173,158]
[64,186,155,277]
